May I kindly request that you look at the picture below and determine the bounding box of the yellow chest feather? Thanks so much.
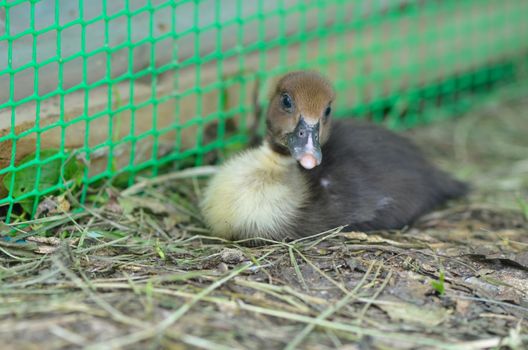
[201,145,308,241]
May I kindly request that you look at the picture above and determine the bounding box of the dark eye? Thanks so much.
[324,106,332,117]
[281,93,293,111]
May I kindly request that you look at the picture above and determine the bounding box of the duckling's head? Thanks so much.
[266,71,336,170]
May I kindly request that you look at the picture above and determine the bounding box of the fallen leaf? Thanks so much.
[496,288,522,304]
[35,195,71,217]
[221,248,244,264]
[467,253,528,271]
[118,196,173,215]
[377,300,450,327]
[464,277,501,294]
[341,231,370,241]
[106,200,123,214]
[26,236,61,245]
[34,245,59,254]
[476,268,495,276]
[455,299,472,315]
[340,231,422,248]
[36,197,59,217]
[26,236,78,254]
[163,213,191,230]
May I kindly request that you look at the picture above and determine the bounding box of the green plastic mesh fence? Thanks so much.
[1,0,528,223]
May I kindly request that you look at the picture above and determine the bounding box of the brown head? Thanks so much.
[266,71,336,169]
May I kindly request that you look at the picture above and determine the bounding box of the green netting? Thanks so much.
[1,0,527,223]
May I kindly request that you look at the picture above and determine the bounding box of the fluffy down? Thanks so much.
[201,143,308,242]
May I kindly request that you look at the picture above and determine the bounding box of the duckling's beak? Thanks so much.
[286,117,322,170]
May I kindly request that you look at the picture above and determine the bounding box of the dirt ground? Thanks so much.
[1,85,527,350]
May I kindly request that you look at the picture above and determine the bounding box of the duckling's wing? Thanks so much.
[297,120,467,235]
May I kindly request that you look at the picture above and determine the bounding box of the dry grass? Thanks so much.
[1,83,528,350]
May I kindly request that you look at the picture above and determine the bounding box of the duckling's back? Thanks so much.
[296,120,468,236]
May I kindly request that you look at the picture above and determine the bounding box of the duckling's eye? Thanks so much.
[281,93,293,112]
[324,106,332,118]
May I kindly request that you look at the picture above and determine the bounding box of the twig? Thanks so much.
[52,255,147,329]
[85,250,275,350]
[238,303,466,350]
[285,261,377,350]
[355,265,393,326]
[122,166,218,196]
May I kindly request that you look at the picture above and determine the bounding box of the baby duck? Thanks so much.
[201,71,467,243]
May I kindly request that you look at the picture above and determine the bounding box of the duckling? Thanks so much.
[201,71,468,243]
